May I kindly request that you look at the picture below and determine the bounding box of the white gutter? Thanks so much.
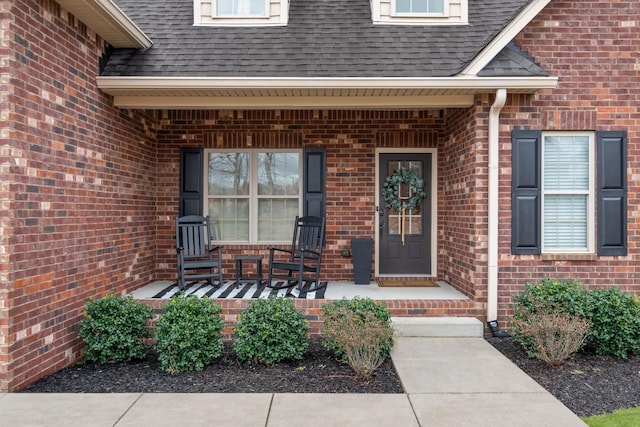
[96,75,556,109]
[487,88,507,325]
[97,76,557,93]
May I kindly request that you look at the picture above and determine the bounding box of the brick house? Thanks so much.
[1,0,638,391]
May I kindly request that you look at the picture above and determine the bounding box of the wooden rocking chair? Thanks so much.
[267,215,325,292]
[176,215,223,289]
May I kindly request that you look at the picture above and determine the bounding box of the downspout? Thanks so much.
[487,89,509,337]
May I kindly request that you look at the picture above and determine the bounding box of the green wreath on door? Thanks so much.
[382,166,426,246]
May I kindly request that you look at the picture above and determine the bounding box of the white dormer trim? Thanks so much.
[461,0,552,75]
[371,0,468,25]
[194,0,289,26]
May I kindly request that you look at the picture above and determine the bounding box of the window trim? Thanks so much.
[204,148,303,245]
[540,131,595,254]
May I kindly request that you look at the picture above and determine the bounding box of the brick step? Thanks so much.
[391,317,484,338]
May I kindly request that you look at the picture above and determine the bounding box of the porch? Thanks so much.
[131,280,485,337]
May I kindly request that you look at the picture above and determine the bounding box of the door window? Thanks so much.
[386,160,423,236]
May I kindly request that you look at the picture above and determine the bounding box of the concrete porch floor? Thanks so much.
[130,280,469,300]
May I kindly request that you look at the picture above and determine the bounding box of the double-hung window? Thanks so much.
[541,133,595,253]
[206,150,301,243]
[394,0,445,15]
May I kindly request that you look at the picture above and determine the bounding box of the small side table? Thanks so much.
[235,255,263,287]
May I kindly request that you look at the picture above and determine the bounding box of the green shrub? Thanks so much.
[322,305,394,377]
[512,278,640,359]
[155,295,225,373]
[511,278,589,356]
[321,297,393,360]
[586,288,640,358]
[78,293,153,363]
[233,297,309,364]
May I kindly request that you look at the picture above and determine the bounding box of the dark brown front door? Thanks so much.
[378,153,432,275]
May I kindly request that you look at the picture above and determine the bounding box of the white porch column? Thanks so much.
[487,89,507,323]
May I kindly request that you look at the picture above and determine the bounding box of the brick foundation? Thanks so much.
[138,297,486,339]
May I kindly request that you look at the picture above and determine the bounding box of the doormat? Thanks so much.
[376,279,439,288]
[151,280,327,300]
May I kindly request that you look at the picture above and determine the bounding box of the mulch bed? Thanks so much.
[21,336,403,394]
[21,335,640,418]
[487,337,640,417]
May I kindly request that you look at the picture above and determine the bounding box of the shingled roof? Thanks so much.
[103,0,547,78]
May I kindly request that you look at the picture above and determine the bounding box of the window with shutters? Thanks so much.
[204,149,301,243]
[541,132,595,253]
[512,130,626,256]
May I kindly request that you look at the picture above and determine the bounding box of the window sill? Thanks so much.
[541,253,597,262]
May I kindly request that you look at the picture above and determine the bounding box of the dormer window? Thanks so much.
[371,0,467,25]
[195,0,289,26]
[394,0,445,15]
[215,0,268,18]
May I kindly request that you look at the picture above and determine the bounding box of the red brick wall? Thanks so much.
[494,0,640,327]
[0,0,157,391]
[5,0,638,392]
[154,110,450,282]
[440,100,491,301]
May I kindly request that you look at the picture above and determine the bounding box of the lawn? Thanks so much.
[582,407,640,427]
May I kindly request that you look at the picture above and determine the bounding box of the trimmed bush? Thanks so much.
[233,297,309,364]
[321,297,393,361]
[511,312,590,367]
[78,293,154,363]
[586,288,640,358]
[511,278,590,356]
[155,295,225,373]
[322,304,394,377]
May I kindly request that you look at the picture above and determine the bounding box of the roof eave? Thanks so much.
[56,0,152,48]
[96,76,558,109]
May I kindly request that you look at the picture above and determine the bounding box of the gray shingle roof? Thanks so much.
[103,0,546,78]
[479,42,548,77]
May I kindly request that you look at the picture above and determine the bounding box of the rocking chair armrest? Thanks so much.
[208,245,223,254]
[298,248,321,259]
[176,246,184,254]
[269,247,294,256]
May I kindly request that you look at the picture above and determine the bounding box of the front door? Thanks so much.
[378,153,432,275]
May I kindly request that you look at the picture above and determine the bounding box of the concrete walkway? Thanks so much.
[0,337,586,427]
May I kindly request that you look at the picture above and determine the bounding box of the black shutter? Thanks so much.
[303,147,326,219]
[597,131,627,256]
[179,147,203,216]
[511,130,542,254]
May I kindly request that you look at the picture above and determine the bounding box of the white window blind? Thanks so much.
[217,0,267,16]
[542,134,593,251]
